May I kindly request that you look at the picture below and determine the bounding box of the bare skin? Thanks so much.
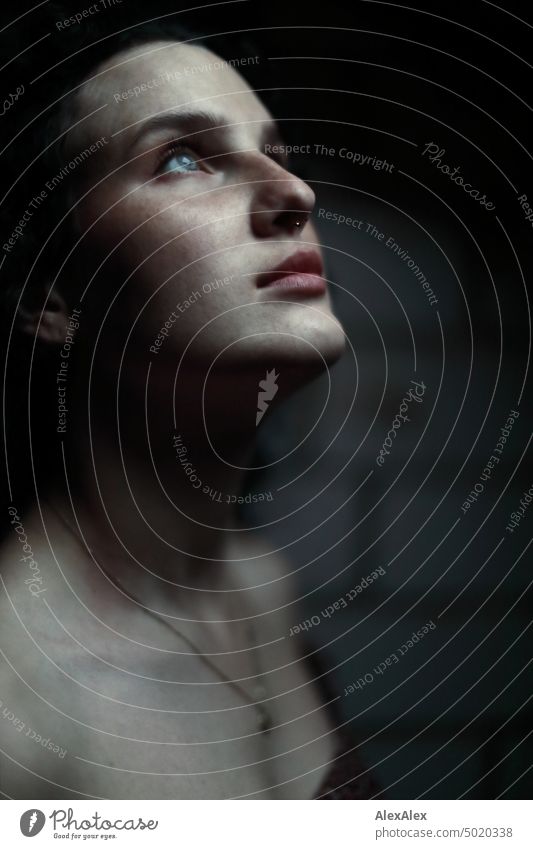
[0,40,346,799]
[0,502,338,799]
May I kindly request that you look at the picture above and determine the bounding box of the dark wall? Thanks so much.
[236,0,533,799]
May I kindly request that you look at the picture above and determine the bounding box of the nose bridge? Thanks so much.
[249,155,316,237]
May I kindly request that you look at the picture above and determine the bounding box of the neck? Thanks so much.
[48,354,270,614]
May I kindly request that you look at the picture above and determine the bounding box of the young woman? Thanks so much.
[0,14,379,799]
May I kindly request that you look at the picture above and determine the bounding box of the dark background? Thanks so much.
[2,0,532,799]
[226,0,533,799]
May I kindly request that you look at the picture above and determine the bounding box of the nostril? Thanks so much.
[274,209,311,233]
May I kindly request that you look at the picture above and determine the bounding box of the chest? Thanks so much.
[65,612,337,799]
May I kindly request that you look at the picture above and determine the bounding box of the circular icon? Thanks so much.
[20,809,46,836]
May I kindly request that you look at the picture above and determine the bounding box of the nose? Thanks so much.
[249,158,316,238]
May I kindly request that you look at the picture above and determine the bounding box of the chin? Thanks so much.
[169,309,346,375]
[266,308,347,364]
[221,313,347,370]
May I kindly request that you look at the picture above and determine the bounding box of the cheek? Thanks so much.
[77,174,246,268]
[77,191,251,350]
[105,195,241,276]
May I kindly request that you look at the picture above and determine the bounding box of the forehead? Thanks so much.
[67,40,272,151]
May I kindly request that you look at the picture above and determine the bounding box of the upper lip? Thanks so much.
[256,248,324,287]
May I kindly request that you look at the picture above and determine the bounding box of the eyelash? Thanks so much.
[154,140,290,175]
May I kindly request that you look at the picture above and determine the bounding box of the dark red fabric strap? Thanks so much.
[314,732,382,799]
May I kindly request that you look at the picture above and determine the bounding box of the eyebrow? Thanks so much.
[123,107,286,154]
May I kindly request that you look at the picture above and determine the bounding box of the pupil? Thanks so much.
[173,153,195,171]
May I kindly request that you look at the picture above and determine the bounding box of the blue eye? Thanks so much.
[157,145,201,175]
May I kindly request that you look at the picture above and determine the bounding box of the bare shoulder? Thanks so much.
[0,522,95,798]
[0,644,86,799]
[226,529,308,646]
[227,528,297,603]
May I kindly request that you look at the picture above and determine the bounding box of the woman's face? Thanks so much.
[66,40,346,373]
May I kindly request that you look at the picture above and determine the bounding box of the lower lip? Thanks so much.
[258,273,327,296]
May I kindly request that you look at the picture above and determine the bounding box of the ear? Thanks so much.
[17,284,71,346]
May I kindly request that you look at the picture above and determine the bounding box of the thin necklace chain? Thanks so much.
[46,496,274,735]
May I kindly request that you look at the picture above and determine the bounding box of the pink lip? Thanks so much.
[258,273,327,296]
[257,248,325,291]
